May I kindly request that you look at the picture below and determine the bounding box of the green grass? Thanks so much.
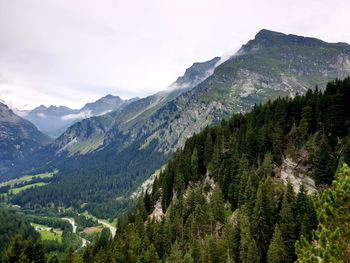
[82,211,118,227]
[40,231,62,242]
[10,182,48,195]
[31,222,63,243]
[0,170,58,188]
[68,136,104,156]
[31,222,49,228]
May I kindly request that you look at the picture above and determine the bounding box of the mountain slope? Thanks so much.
[71,77,350,263]
[147,29,350,151]
[0,102,52,174]
[7,30,350,218]
[46,56,221,155]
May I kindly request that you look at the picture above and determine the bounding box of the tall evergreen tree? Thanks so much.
[267,224,288,263]
[211,185,226,223]
[278,187,296,263]
[296,165,350,262]
[313,134,336,185]
[252,178,275,262]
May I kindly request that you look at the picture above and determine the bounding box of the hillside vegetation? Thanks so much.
[69,78,350,262]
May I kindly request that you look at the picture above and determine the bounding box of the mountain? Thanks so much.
[6,30,350,218]
[0,102,52,174]
[95,29,350,154]
[20,95,138,138]
[21,105,79,138]
[49,57,222,156]
[52,77,350,262]
[81,94,139,116]
[168,56,221,91]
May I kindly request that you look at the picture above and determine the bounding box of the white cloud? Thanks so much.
[61,110,92,121]
[36,112,46,118]
[0,0,350,109]
[97,110,112,116]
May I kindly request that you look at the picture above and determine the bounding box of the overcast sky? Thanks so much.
[0,0,349,110]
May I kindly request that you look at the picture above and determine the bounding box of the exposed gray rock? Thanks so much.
[279,157,316,194]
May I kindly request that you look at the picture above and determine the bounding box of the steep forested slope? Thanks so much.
[0,207,39,256]
[296,165,350,262]
[77,78,350,262]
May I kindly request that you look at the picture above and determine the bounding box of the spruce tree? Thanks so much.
[313,134,336,185]
[211,185,226,223]
[278,188,296,263]
[252,178,275,261]
[3,235,26,263]
[204,132,214,166]
[267,225,288,263]
[342,136,350,165]
[240,212,260,263]
[296,165,350,262]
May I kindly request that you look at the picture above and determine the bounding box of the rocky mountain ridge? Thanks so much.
[18,95,138,138]
[0,102,51,174]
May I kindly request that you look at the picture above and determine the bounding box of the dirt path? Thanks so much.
[97,219,116,238]
[62,217,89,248]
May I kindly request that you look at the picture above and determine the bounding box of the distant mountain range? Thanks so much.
[18,95,138,137]
[0,102,51,174]
[2,29,350,217]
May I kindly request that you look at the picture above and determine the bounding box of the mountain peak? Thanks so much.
[38,104,47,109]
[255,29,286,39]
[240,29,348,53]
[101,94,122,101]
[169,57,221,91]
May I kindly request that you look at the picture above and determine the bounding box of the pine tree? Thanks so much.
[258,153,274,178]
[252,178,275,261]
[271,126,284,162]
[48,254,60,263]
[204,132,214,166]
[296,165,350,262]
[63,247,76,263]
[83,245,94,263]
[191,147,200,181]
[342,136,350,165]
[295,185,317,239]
[144,190,152,214]
[27,242,46,263]
[267,224,288,263]
[167,241,183,263]
[3,235,26,263]
[94,228,112,253]
[240,212,260,263]
[211,141,221,174]
[211,185,226,223]
[313,134,336,185]
[143,243,160,263]
[278,187,296,263]
[246,239,260,263]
